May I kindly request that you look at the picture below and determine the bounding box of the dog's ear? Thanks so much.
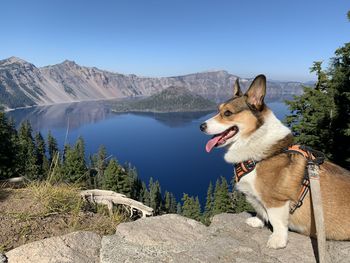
[245,74,266,111]
[233,78,243,97]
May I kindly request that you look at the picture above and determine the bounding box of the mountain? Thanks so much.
[112,86,216,113]
[0,57,307,110]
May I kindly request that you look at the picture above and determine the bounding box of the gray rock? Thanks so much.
[5,231,101,263]
[0,253,7,263]
[101,213,349,263]
[115,214,207,247]
[5,213,348,262]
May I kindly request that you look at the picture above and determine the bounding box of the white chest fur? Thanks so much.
[236,169,259,196]
[236,169,268,221]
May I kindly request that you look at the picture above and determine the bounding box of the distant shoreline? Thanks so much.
[3,97,129,112]
[3,97,216,114]
[111,108,216,114]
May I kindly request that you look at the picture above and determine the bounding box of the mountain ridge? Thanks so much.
[0,57,307,110]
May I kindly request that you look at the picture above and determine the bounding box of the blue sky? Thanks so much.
[1,0,349,81]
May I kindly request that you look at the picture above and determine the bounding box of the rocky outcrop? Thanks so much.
[0,57,306,109]
[5,231,101,263]
[101,213,349,263]
[5,213,349,263]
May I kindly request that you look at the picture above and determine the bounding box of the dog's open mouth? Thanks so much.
[205,126,238,153]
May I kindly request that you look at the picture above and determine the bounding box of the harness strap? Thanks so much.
[285,145,325,214]
[232,144,325,214]
[234,159,257,183]
[289,177,310,214]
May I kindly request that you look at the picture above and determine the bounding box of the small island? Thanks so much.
[111,86,216,113]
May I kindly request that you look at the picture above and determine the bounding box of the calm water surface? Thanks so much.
[7,100,289,203]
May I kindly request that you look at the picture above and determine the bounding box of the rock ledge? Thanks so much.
[6,213,350,263]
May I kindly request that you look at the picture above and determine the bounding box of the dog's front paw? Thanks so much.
[245,216,264,228]
[266,233,287,249]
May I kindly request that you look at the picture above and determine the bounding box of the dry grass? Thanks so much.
[0,182,126,252]
[28,181,83,215]
[0,153,127,252]
[27,181,125,231]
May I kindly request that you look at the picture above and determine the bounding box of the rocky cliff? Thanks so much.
[0,57,306,109]
[4,213,349,263]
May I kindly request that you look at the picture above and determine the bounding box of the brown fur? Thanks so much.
[254,141,350,240]
[214,97,266,137]
[289,161,350,240]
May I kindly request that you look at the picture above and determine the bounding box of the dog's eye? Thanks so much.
[224,110,233,117]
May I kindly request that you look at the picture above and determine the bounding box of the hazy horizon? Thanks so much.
[1,0,349,82]
[0,55,316,83]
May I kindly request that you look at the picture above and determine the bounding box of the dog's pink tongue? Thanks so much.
[205,135,222,153]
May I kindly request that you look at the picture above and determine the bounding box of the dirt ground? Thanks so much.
[0,188,122,252]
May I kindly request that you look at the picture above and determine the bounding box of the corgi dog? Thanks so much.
[200,74,350,249]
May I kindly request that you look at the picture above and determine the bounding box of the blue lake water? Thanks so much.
[7,100,290,204]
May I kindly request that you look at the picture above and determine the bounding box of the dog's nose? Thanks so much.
[200,122,207,132]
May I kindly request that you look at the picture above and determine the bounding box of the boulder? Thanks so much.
[6,231,101,263]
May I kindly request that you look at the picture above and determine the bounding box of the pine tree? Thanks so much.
[102,159,120,192]
[75,136,86,162]
[213,177,232,215]
[176,202,182,214]
[285,64,335,159]
[169,192,177,213]
[17,121,38,180]
[0,112,18,179]
[91,145,107,188]
[117,167,132,197]
[47,130,58,164]
[286,54,350,168]
[141,181,150,206]
[63,144,70,163]
[329,43,350,168]
[285,13,350,168]
[35,132,49,179]
[212,179,221,214]
[181,194,201,221]
[132,176,143,201]
[60,138,88,184]
[203,181,214,224]
[126,164,142,201]
[220,177,232,211]
[181,193,193,218]
[101,158,132,196]
[163,191,177,214]
[194,196,201,220]
[164,191,171,213]
[149,178,162,215]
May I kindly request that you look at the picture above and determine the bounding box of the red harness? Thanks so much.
[233,144,325,214]
[234,159,257,183]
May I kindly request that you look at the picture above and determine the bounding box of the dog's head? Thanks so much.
[200,74,267,153]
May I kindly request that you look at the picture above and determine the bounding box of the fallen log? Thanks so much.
[0,176,25,188]
[80,189,153,218]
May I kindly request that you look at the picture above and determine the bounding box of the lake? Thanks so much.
[7,100,290,204]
